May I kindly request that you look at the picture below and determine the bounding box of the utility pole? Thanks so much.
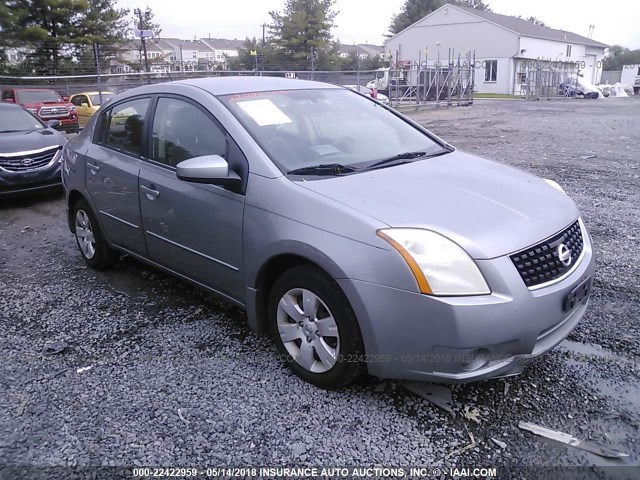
[356,45,360,88]
[180,44,185,77]
[310,46,315,80]
[134,7,150,73]
[262,23,267,46]
[93,43,103,104]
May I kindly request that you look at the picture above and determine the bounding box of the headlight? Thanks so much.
[544,178,565,193]
[68,105,76,111]
[27,108,38,115]
[377,228,490,296]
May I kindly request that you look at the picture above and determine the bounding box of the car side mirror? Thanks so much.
[81,102,89,108]
[62,96,70,102]
[46,119,61,129]
[176,155,241,186]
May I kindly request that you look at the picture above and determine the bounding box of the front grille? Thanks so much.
[510,220,584,288]
[39,106,70,117]
[0,148,60,172]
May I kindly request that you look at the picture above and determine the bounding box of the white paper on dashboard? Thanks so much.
[237,99,292,126]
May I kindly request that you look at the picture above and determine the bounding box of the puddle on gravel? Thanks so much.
[559,340,640,368]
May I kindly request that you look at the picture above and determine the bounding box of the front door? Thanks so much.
[85,96,151,256]
[138,96,246,301]
[72,94,92,127]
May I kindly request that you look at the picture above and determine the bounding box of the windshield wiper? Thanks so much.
[287,163,358,176]
[0,129,22,133]
[365,149,450,170]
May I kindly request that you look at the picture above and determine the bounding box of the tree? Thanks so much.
[339,50,387,71]
[131,5,161,37]
[268,0,341,70]
[74,0,130,71]
[0,0,130,75]
[389,0,491,35]
[0,0,88,74]
[228,37,292,72]
[525,16,547,27]
[602,45,640,71]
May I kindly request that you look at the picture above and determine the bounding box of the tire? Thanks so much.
[72,199,119,270]
[268,265,364,389]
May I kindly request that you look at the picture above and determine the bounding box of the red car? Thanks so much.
[2,88,79,133]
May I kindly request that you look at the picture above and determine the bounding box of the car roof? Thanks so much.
[71,91,114,96]
[120,76,341,98]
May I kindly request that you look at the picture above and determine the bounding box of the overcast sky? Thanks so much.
[117,0,639,49]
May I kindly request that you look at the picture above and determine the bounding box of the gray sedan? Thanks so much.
[61,77,594,389]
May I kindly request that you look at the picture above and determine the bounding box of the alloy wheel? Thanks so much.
[276,288,340,373]
[75,210,96,259]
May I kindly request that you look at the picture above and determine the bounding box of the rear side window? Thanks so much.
[150,97,226,167]
[100,98,150,156]
[71,95,87,106]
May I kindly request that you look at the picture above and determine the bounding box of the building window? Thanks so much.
[518,73,527,84]
[192,51,197,58]
[566,45,572,57]
[484,60,497,82]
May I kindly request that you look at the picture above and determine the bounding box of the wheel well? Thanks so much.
[254,254,326,333]
[67,190,86,232]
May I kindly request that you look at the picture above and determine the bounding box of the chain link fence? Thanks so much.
[0,70,382,97]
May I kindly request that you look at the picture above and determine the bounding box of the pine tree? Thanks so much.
[0,0,130,75]
[269,0,341,70]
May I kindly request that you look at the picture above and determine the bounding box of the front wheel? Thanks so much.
[73,199,118,270]
[268,265,364,389]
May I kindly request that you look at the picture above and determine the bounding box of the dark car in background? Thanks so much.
[0,103,67,197]
[2,87,79,133]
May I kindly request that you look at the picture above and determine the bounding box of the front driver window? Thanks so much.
[151,98,227,168]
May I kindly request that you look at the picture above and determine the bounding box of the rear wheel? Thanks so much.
[268,265,364,389]
[73,199,118,270]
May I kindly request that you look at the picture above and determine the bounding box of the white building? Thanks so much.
[385,3,608,95]
[199,38,243,69]
[338,44,384,59]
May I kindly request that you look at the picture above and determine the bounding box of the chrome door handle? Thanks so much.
[87,162,99,172]
[141,184,160,198]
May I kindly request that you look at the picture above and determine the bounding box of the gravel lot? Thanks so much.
[1,97,639,477]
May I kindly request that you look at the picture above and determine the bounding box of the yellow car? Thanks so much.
[69,91,114,128]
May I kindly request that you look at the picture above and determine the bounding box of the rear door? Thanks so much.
[138,96,246,301]
[85,96,151,256]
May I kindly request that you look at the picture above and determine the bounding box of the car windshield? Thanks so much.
[0,108,44,132]
[17,90,63,103]
[90,94,113,106]
[220,89,446,174]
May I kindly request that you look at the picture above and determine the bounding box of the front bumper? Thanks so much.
[41,115,79,131]
[0,163,63,198]
[338,229,595,383]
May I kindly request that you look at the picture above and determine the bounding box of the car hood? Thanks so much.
[296,150,579,259]
[0,129,66,154]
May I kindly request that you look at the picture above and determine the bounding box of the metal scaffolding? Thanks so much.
[513,59,578,100]
[386,50,476,109]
